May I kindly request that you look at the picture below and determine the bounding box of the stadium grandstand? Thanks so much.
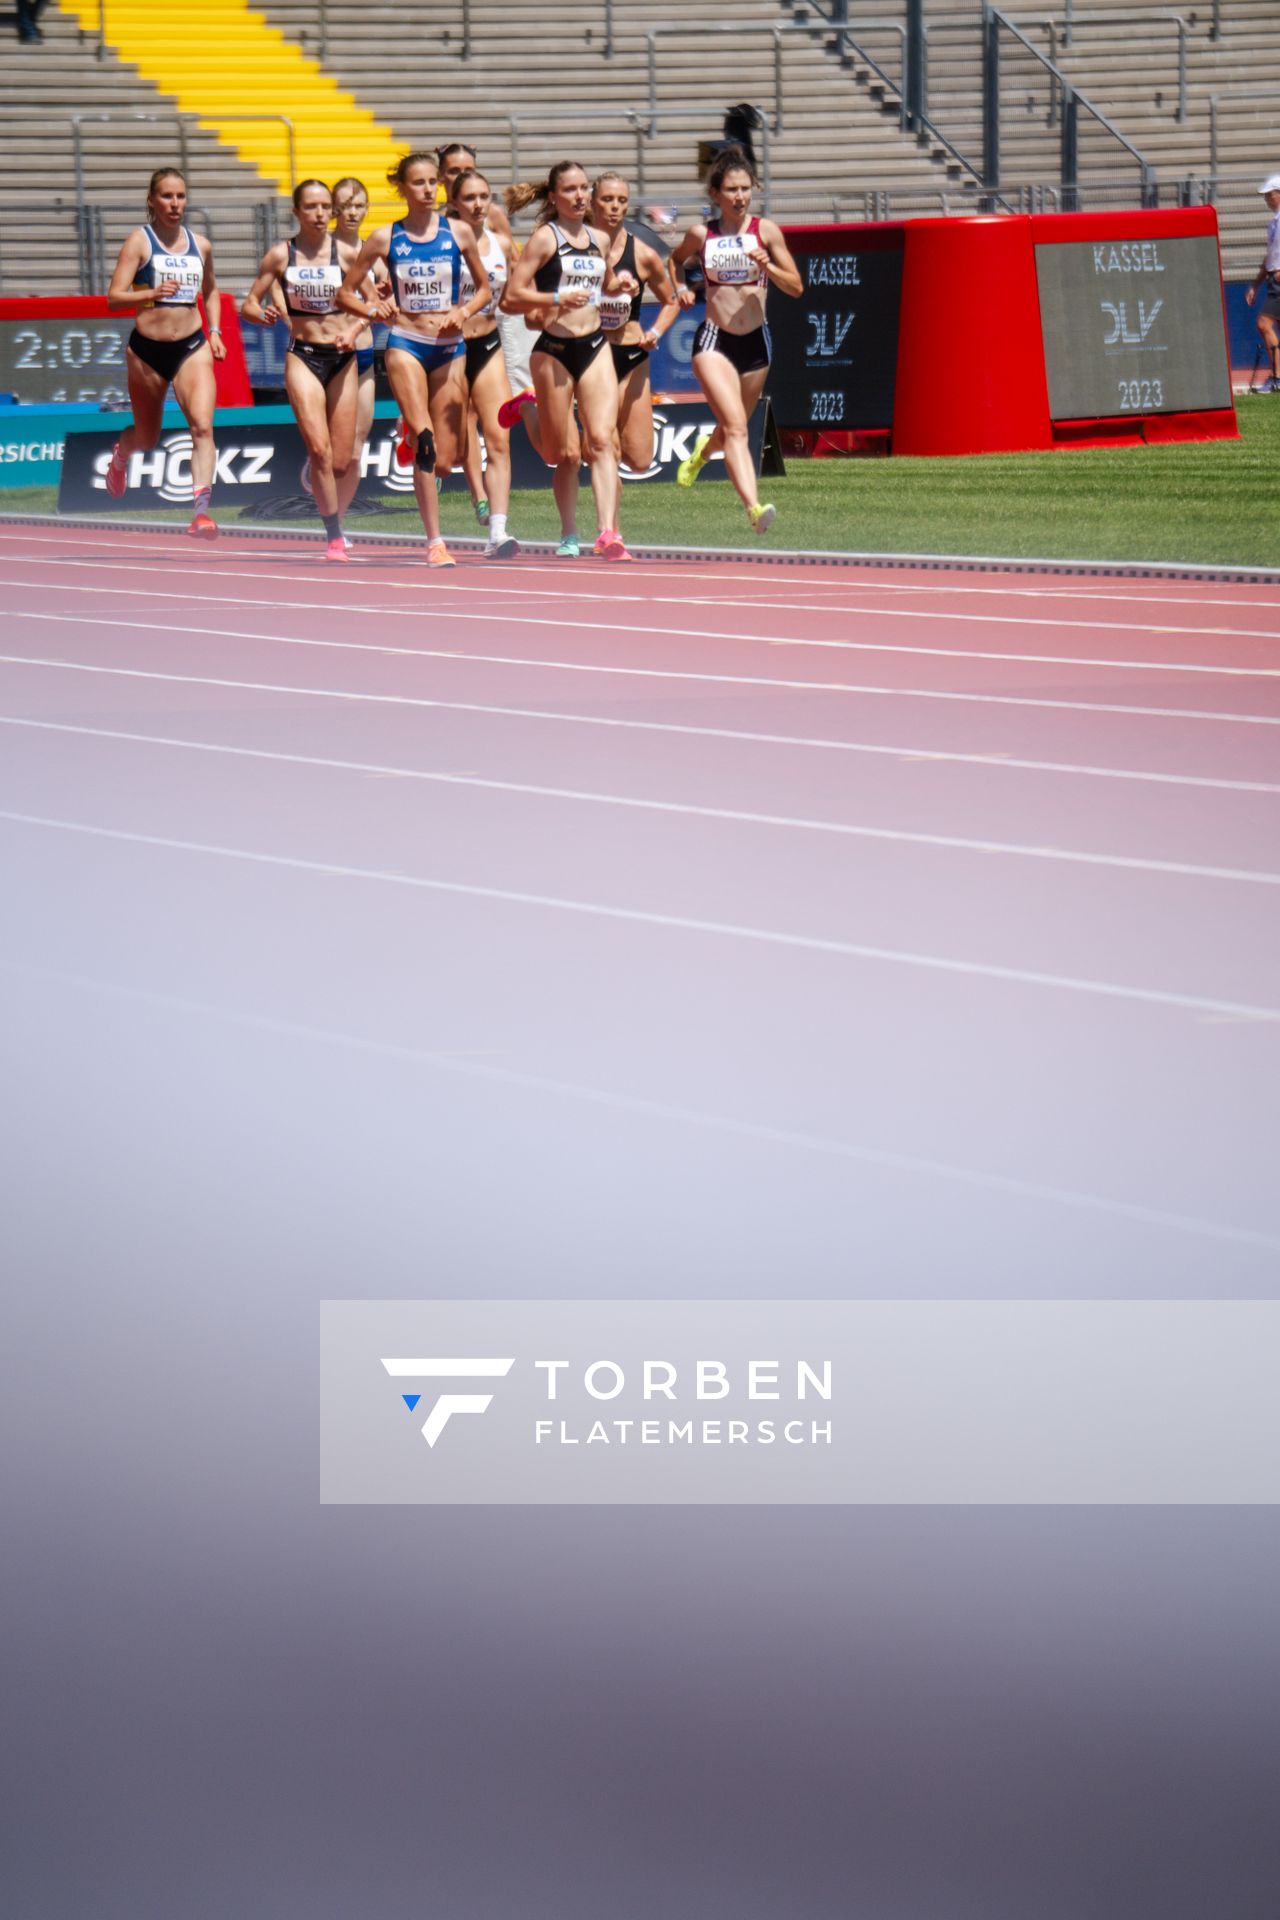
[0,0,1275,298]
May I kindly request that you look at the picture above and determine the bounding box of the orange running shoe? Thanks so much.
[497,387,534,430]
[427,539,456,569]
[187,512,218,540]
[104,444,127,498]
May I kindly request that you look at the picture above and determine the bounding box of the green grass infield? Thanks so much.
[5,398,1278,568]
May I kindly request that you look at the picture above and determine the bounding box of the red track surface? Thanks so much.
[2,521,1277,1295]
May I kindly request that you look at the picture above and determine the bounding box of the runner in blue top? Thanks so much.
[338,151,492,568]
[104,167,226,538]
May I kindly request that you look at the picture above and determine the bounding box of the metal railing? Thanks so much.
[6,178,1269,299]
[1062,0,1218,42]
[72,112,191,209]
[767,184,984,221]
[74,201,215,295]
[982,7,1156,209]
[508,110,648,203]
[71,111,296,207]
[1051,10,1190,121]
[645,21,912,139]
[817,19,912,130]
[505,106,774,215]
[305,0,617,63]
[214,114,297,191]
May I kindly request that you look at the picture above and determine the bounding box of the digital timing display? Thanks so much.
[0,316,134,405]
[766,238,903,430]
[1035,234,1231,420]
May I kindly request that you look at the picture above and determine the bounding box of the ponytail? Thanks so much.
[387,150,437,192]
[504,160,587,225]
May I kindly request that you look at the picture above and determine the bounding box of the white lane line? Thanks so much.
[3,562,1280,674]
[5,958,1276,1254]
[2,651,1274,793]
[3,807,1278,1021]
[6,714,1273,885]
[4,615,1278,731]
[6,526,1280,618]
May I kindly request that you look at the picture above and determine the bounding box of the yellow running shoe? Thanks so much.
[748,502,777,535]
[676,432,713,488]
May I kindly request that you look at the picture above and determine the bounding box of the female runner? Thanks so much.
[243,179,364,562]
[338,150,492,569]
[331,175,385,489]
[667,147,802,533]
[104,167,226,537]
[592,171,679,477]
[449,168,520,557]
[502,160,638,562]
[436,143,513,243]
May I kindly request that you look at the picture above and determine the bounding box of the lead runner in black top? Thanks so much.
[243,179,368,562]
[503,160,640,562]
[591,171,679,478]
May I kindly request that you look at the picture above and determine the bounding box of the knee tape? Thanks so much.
[415,427,436,473]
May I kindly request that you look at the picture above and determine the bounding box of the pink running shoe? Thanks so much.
[187,512,218,540]
[325,536,349,564]
[497,387,534,430]
[105,444,127,498]
[599,531,634,563]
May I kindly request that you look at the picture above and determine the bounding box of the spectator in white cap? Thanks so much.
[1245,174,1280,391]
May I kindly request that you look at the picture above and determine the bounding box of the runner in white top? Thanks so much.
[103,166,226,538]
[331,176,387,498]
[667,146,801,534]
[450,168,520,556]
[243,179,366,562]
[1246,173,1280,392]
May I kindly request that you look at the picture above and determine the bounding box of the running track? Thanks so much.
[2,520,1277,1299]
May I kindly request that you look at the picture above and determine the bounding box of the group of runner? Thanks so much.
[103,143,802,562]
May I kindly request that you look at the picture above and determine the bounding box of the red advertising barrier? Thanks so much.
[0,294,252,409]
[768,207,1237,456]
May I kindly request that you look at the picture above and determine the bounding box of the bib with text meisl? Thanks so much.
[397,260,452,312]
